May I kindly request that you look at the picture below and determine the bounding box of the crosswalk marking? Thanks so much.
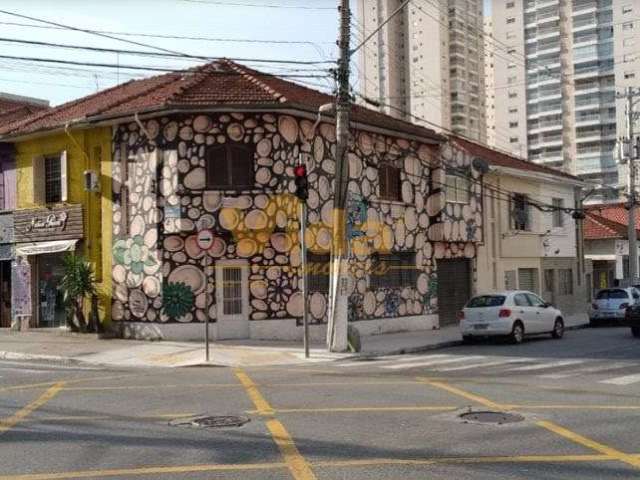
[540,363,629,379]
[507,359,586,372]
[336,355,443,368]
[434,357,534,372]
[382,355,485,370]
[600,373,640,386]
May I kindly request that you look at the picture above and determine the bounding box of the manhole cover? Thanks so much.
[169,415,250,428]
[459,411,524,425]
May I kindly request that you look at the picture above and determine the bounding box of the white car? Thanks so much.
[590,287,640,325]
[458,290,564,344]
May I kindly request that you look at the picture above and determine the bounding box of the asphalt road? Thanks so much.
[1,326,640,480]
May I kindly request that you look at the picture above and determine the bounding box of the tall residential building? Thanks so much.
[489,0,640,197]
[484,16,497,148]
[357,0,486,142]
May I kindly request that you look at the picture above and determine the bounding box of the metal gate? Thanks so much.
[437,259,471,326]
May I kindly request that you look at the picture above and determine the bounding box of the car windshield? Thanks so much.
[466,295,506,308]
[596,289,628,300]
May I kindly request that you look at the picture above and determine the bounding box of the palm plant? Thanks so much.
[60,254,97,332]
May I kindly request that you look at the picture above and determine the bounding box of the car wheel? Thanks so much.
[552,318,564,339]
[632,326,640,338]
[510,321,524,344]
[462,335,474,344]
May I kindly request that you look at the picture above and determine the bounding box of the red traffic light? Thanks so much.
[294,165,307,177]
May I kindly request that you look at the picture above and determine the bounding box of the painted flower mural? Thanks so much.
[162,282,195,321]
[113,236,158,275]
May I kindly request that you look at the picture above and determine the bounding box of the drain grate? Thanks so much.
[459,411,524,425]
[169,415,250,428]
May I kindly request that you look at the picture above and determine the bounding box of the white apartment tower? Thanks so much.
[484,16,497,148]
[357,0,486,142]
[490,0,640,196]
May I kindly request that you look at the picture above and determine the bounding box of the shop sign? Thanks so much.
[14,205,83,243]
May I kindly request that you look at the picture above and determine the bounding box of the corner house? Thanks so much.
[0,61,483,341]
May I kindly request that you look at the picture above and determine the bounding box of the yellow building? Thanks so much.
[9,127,112,328]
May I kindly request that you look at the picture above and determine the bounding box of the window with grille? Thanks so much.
[206,143,254,190]
[44,156,62,204]
[558,269,573,295]
[370,252,417,289]
[307,252,329,293]
[379,164,401,201]
[222,266,243,315]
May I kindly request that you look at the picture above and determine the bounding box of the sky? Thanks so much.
[0,0,492,106]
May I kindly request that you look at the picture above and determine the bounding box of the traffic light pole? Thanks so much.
[626,87,639,283]
[295,156,310,358]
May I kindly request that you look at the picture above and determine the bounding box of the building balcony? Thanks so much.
[575,114,617,127]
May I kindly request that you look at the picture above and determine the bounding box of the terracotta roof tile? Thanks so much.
[0,60,442,141]
[584,213,627,239]
[451,136,581,181]
[0,94,49,125]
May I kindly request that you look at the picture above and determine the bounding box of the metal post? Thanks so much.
[327,0,351,352]
[300,199,309,359]
[205,250,210,362]
[627,87,638,284]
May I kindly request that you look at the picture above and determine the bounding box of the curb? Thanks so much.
[358,323,591,357]
[0,351,98,368]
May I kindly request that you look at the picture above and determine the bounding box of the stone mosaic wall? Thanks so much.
[110,112,482,327]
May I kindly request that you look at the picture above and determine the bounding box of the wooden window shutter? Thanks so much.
[379,165,388,199]
[230,145,253,188]
[206,145,228,188]
[60,150,68,202]
[32,155,45,205]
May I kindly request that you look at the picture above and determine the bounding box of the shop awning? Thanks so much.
[16,239,78,256]
[585,254,616,261]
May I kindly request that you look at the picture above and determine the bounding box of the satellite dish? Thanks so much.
[472,157,489,174]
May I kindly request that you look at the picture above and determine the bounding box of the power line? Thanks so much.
[180,0,336,10]
[0,54,333,77]
[0,36,335,66]
[0,21,334,46]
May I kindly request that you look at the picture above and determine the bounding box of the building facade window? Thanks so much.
[511,193,530,231]
[445,170,470,203]
[307,252,329,293]
[370,252,417,289]
[205,143,254,190]
[552,198,564,227]
[44,156,62,204]
[379,164,401,201]
[558,269,573,295]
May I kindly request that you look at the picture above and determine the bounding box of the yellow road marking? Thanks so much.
[0,382,65,434]
[235,369,316,480]
[315,453,613,468]
[422,378,640,470]
[418,378,504,410]
[0,454,628,479]
[251,406,458,414]
[267,419,317,480]
[234,370,274,415]
[63,383,239,392]
[511,405,640,410]
[0,462,286,480]
[0,373,140,393]
[537,420,640,468]
[20,413,196,423]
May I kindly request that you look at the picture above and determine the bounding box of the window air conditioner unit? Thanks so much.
[84,170,100,192]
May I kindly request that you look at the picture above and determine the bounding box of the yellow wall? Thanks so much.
[14,127,113,324]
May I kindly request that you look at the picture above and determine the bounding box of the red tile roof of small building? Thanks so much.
[583,203,640,240]
[0,93,49,125]
[451,136,581,182]
[0,60,443,141]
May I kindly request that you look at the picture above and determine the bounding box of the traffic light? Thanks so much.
[294,164,309,201]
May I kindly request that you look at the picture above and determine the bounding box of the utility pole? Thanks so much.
[327,0,351,352]
[622,87,640,283]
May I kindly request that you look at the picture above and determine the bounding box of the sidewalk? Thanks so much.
[0,313,589,369]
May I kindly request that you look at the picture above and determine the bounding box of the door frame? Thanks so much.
[214,259,250,339]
